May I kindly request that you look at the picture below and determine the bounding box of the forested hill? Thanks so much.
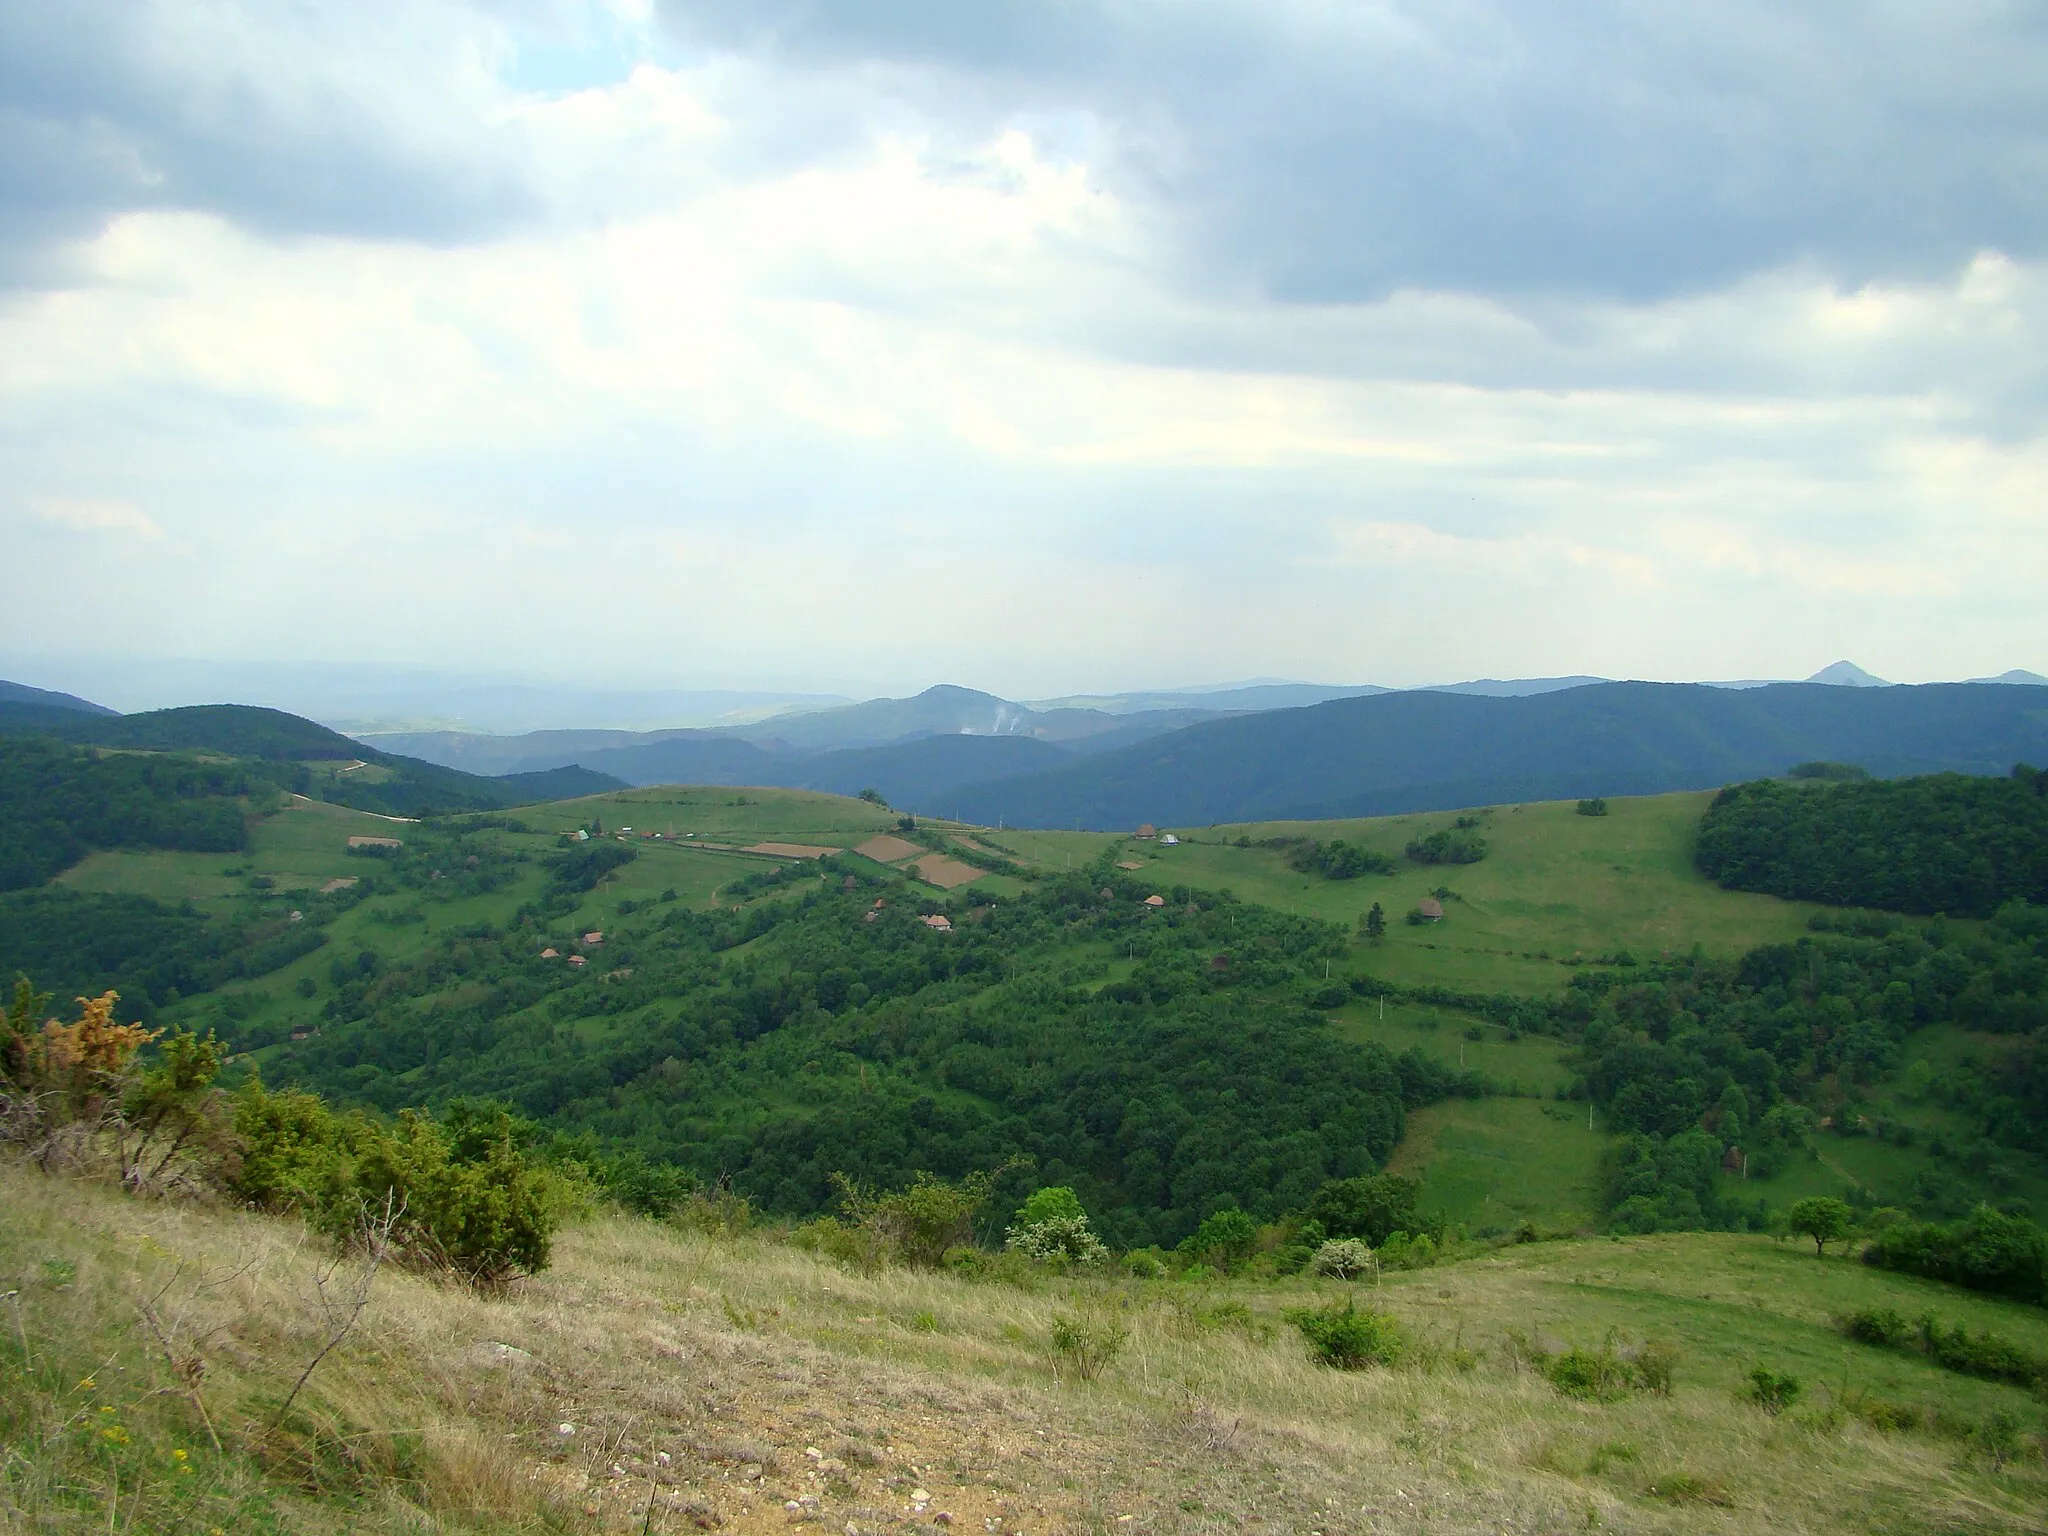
[1697,767,2048,916]
[268,857,1471,1248]
[0,704,627,818]
[947,681,2048,829]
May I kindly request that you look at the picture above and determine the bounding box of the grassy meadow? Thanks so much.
[5,1161,2045,1536]
[989,792,1827,995]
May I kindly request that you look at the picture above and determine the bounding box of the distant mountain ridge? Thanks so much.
[945,681,2048,829]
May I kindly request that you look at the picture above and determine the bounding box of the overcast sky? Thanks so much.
[3,0,2045,699]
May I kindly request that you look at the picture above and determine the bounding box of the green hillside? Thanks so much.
[8,755,2046,1249]
[992,790,1826,994]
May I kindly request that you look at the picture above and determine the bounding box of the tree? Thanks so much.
[1306,1173,1422,1246]
[1362,903,1386,944]
[858,787,889,808]
[1787,1196,1854,1257]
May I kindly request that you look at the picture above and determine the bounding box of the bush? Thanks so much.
[1405,829,1488,865]
[233,1088,560,1286]
[1744,1366,1802,1415]
[1008,1213,1110,1269]
[1545,1348,1636,1401]
[1839,1306,1910,1346]
[831,1167,1001,1269]
[316,1110,558,1286]
[1178,1207,1258,1274]
[1309,1238,1377,1281]
[1862,1206,2048,1305]
[1513,1332,1677,1400]
[1287,1299,1403,1370]
[1048,1306,1130,1382]
[1575,798,1609,817]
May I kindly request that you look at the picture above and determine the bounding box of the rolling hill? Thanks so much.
[0,699,627,817]
[947,680,2048,829]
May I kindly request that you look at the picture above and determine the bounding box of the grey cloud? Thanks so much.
[0,0,539,282]
[658,0,2048,302]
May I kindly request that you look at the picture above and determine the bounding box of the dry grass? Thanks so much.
[4,1165,2044,1536]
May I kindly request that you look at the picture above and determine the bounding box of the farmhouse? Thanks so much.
[582,931,604,946]
[923,913,953,932]
[1142,894,1166,908]
[540,948,559,959]
[1134,824,1158,839]
[347,835,402,850]
[567,954,588,968]
[1417,897,1445,922]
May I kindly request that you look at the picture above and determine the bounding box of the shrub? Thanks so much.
[1405,829,1488,865]
[1743,1366,1802,1415]
[1839,1306,1910,1346]
[1049,1306,1129,1382]
[1514,1332,1676,1399]
[1287,1299,1403,1370]
[1309,1238,1377,1281]
[1576,798,1609,817]
[1178,1207,1259,1274]
[319,1110,558,1286]
[1008,1213,1110,1269]
[1862,1206,2048,1305]
[1546,1347,1636,1401]
[831,1167,1002,1269]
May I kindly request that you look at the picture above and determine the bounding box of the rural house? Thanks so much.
[1134,823,1158,839]
[1417,897,1445,922]
[1142,894,1166,908]
[923,914,953,932]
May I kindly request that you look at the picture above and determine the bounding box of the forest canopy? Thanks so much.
[1695,767,2048,917]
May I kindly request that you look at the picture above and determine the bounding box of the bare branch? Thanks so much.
[269,1189,401,1433]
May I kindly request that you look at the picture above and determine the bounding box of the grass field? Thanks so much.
[1389,1097,1608,1233]
[514,785,899,845]
[990,792,1826,995]
[6,1163,2044,1536]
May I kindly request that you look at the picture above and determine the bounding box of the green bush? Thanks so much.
[232,1086,559,1287]
[831,1167,1001,1269]
[1743,1366,1802,1415]
[1178,1207,1259,1274]
[1048,1306,1130,1382]
[1286,1299,1403,1370]
[1838,1306,1910,1346]
[1545,1347,1636,1401]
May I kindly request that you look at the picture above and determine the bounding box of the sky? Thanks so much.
[3,0,2046,703]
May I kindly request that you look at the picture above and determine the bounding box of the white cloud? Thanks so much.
[25,498,163,541]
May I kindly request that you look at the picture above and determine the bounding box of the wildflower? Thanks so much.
[172,1449,188,1461]
[77,1376,96,1391]
[99,1405,117,1415]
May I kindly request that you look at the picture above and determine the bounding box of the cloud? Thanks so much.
[654,0,2048,302]
[0,2,2044,696]
[25,498,163,540]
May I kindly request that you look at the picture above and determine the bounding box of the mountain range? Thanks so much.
[5,664,2046,829]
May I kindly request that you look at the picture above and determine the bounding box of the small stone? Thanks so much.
[786,1500,803,1512]
[912,1489,931,1502]
[805,1446,823,1460]
[933,1517,954,1529]
[557,1423,576,1437]
[657,1451,673,1467]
